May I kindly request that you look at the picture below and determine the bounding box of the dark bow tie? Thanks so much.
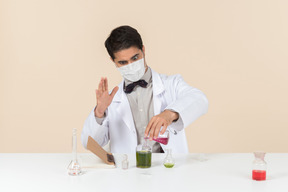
[124,80,148,94]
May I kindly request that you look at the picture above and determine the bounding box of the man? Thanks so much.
[81,25,208,153]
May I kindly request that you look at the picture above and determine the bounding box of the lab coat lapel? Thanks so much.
[151,69,165,115]
[151,69,174,151]
[114,80,136,133]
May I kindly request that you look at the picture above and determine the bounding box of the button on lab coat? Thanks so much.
[81,69,208,154]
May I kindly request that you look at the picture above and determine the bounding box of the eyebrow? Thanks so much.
[118,53,139,64]
[131,53,139,59]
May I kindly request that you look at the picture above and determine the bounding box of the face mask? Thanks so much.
[117,58,146,82]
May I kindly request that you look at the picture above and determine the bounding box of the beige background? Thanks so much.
[1,0,287,153]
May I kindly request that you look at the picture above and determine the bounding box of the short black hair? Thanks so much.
[105,25,143,60]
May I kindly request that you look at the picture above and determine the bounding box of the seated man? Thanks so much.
[81,25,208,153]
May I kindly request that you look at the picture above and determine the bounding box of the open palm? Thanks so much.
[95,77,119,117]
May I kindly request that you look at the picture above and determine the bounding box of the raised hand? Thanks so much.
[94,77,119,118]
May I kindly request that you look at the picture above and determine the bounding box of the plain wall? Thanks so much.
[1,0,288,153]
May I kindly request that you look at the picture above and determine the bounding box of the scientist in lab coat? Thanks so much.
[81,25,208,154]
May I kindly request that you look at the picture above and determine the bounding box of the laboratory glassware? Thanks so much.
[67,128,82,176]
[122,154,129,170]
[144,130,170,145]
[136,139,152,168]
[252,151,267,181]
[163,148,175,168]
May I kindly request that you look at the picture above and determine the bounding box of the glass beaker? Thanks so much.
[122,154,129,170]
[163,148,175,168]
[144,130,170,145]
[252,152,267,181]
[136,141,152,168]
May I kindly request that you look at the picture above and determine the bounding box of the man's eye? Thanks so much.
[132,56,138,60]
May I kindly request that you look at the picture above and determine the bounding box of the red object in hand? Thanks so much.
[144,137,169,145]
[252,170,266,181]
[144,131,170,145]
[153,137,169,145]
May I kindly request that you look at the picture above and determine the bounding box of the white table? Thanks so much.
[1,153,288,192]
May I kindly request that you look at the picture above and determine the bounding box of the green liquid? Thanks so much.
[136,151,151,168]
[164,163,174,168]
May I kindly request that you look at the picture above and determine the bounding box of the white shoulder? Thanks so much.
[159,73,183,85]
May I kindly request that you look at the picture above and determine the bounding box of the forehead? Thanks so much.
[114,46,141,61]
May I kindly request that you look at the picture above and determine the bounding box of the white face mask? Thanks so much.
[117,58,146,82]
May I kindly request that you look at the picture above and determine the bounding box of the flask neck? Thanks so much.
[166,148,172,156]
[72,129,77,160]
[254,152,265,160]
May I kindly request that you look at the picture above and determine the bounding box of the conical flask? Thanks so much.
[163,148,175,168]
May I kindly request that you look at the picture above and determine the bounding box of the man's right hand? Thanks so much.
[94,77,119,118]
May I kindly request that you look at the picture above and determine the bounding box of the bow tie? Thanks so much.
[124,80,148,94]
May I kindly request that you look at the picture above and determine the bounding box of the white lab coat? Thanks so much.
[81,69,208,154]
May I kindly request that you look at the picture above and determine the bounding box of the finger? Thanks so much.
[154,121,164,139]
[103,77,107,92]
[149,120,160,140]
[153,121,164,139]
[98,78,103,94]
[95,89,100,100]
[102,77,105,92]
[148,120,157,140]
[160,123,168,135]
[145,118,155,137]
[104,77,108,92]
[110,86,119,98]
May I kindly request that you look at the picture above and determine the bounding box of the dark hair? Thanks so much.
[105,25,143,60]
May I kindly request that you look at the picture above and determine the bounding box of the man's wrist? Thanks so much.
[165,109,179,122]
[94,107,105,118]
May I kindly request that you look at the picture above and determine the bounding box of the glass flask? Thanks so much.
[163,148,175,168]
[122,154,129,170]
[252,151,267,181]
[67,128,82,176]
[136,139,152,168]
[144,130,170,145]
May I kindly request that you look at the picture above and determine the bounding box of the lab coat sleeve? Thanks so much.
[95,112,106,125]
[81,107,110,149]
[165,74,208,132]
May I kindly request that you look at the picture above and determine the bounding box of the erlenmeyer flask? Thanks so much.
[144,130,169,145]
[163,148,175,168]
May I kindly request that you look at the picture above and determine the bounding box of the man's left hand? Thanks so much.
[145,110,179,140]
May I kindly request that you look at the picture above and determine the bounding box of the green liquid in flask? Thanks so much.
[136,151,151,168]
[164,163,174,168]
